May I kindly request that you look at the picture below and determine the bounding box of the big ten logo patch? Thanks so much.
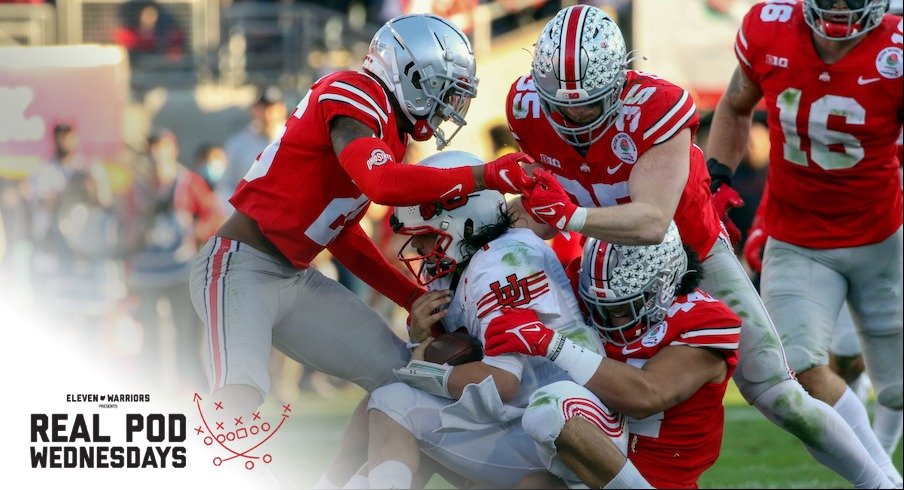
[192,393,291,471]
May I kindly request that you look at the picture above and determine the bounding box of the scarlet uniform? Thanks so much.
[506,72,723,258]
[735,3,904,248]
[603,290,741,489]
[232,70,406,269]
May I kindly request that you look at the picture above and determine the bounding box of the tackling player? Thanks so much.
[187,13,531,487]
[505,4,898,487]
[707,0,903,482]
[485,223,741,489]
[362,151,645,489]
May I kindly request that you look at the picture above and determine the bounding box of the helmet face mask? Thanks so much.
[395,226,457,286]
[803,0,889,40]
[391,151,506,286]
[364,14,478,149]
[578,222,687,346]
[531,5,628,147]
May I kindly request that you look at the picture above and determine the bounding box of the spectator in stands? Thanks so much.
[215,85,287,212]
[127,129,224,393]
[30,122,121,347]
[112,0,186,64]
[193,142,227,191]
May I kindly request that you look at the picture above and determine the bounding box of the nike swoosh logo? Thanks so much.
[622,345,641,355]
[441,183,463,198]
[535,209,557,216]
[857,76,880,85]
[499,169,516,190]
[607,163,624,175]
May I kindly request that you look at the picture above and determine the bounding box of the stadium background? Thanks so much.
[0,0,900,487]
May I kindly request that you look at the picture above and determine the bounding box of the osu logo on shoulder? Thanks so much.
[367,149,393,170]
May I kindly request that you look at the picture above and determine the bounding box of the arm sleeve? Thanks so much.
[337,137,476,206]
[327,221,424,311]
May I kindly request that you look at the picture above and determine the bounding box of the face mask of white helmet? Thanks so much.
[391,151,506,286]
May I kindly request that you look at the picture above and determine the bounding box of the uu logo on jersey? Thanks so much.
[611,132,637,164]
[366,148,392,170]
[876,47,903,79]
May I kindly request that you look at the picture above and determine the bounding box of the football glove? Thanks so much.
[522,169,582,231]
[707,158,744,247]
[483,152,534,194]
[743,216,768,273]
[484,308,559,358]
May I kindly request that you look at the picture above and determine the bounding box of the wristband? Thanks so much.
[706,158,734,188]
[565,207,587,232]
[550,336,603,386]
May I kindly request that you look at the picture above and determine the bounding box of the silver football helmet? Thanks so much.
[531,5,628,147]
[363,14,478,150]
[803,0,889,40]
[392,151,505,286]
[578,222,687,346]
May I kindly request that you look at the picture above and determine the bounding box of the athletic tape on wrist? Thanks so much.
[566,207,587,232]
[552,338,603,386]
[393,360,453,398]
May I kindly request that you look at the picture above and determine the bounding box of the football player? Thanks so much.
[707,0,903,482]
[485,223,741,489]
[745,180,904,458]
[362,151,646,489]
[187,13,532,488]
[505,4,898,487]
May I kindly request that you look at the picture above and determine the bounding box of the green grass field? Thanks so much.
[260,383,903,489]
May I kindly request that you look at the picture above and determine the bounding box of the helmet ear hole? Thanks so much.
[410,69,422,90]
[463,218,474,239]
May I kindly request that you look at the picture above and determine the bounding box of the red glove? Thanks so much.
[711,183,744,246]
[522,169,580,230]
[483,152,534,194]
[743,217,768,273]
[484,308,558,358]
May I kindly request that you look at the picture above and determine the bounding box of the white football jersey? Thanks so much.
[435,228,603,408]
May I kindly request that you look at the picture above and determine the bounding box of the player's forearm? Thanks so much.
[707,99,753,174]
[580,202,673,245]
[584,359,671,420]
[447,362,519,402]
[328,224,423,310]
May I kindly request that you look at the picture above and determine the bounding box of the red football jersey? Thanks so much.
[230,70,407,268]
[736,2,904,248]
[603,290,741,489]
[506,72,723,258]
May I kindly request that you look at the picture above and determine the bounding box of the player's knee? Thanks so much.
[368,382,418,414]
[523,382,578,445]
[876,382,903,411]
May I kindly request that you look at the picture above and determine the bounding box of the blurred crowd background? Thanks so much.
[0,0,815,401]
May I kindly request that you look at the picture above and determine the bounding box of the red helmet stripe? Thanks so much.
[561,5,587,91]
[592,240,608,290]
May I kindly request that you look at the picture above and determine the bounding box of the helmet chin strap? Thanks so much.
[411,119,434,141]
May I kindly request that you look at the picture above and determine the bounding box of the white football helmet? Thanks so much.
[578,222,687,346]
[363,13,478,150]
[391,151,505,286]
[803,0,890,40]
[531,5,628,147]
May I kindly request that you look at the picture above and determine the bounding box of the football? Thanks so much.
[424,330,484,366]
